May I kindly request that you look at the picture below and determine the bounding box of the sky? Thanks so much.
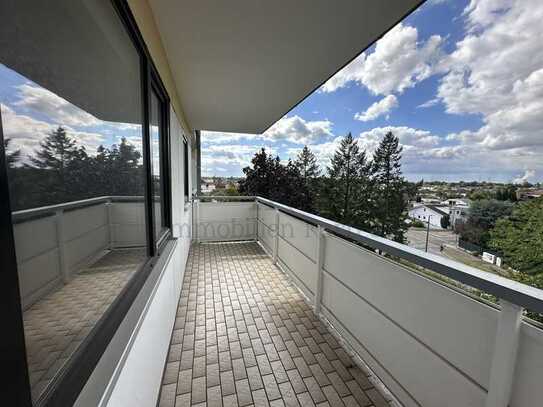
[201,0,543,183]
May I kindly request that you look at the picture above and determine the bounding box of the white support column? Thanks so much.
[485,300,523,407]
[194,198,200,243]
[314,226,325,314]
[105,199,114,250]
[273,208,279,264]
[55,209,69,283]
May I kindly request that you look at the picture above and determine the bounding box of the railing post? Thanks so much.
[273,208,279,264]
[55,209,69,283]
[314,226,325,314]
[194,198,200,243]
[105,199,114,250]
[485,300,523,407]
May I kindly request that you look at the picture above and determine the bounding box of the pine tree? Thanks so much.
[30,126,80,203]
[319,133,372,230]
[294,146,320,211]
[371,131,408,242]
[294,146,320,182]
[3,138,21,168]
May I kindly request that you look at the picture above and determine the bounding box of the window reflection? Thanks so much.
[0,1,147,401]
[150,88,167,241]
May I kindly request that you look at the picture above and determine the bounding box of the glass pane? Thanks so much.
[0,1,147,402]
[150,88,166,240]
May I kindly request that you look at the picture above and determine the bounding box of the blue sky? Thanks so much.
[1,0,542,184]
[201,0,543,183]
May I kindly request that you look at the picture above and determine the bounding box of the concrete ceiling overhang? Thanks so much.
[149,0,424,134]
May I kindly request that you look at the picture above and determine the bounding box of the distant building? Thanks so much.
[516,188,543,201]
[408,204,450,229]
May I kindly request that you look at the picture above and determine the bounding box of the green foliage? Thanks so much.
[460,199,514,247]
[489,197,543,274]
[411,219,426,228]
[371,132,409,242]
[495,184,517,202]
[5,128,144,211]
[294,146,320,181]
[238,148,312,211]
[318,133,373,231]
[440,214,450,229]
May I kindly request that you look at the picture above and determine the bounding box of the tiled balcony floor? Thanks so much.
[159,242,390,407]
[23,248,145,401]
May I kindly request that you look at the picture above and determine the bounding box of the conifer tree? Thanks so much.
[319,133,372,230]
[294,146,320,182]
[371,131,408,242]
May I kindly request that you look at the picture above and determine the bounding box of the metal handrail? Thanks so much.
[196,194,543,314]
[12,195,144,223]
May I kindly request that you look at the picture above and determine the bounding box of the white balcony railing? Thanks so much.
[193,195,543,407]
[12,196,146,309]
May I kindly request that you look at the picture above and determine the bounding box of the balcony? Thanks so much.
[156,196,543,407]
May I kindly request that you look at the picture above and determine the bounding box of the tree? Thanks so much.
[440,214,450,229]
[489,197,543,274]
[495,185,517,202]
[30,126,80,202]
[294,146,320,182]
[371,131,408,242]
[318,133,372,231]
[460,199,514,247]
[238,148,312,210]
[3,138,21,168]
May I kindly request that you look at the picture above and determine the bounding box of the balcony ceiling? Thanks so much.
[149,0,423,133]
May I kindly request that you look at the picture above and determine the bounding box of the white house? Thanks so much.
[409,204,450,229]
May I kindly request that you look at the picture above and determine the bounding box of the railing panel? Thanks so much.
[511,324,543,406]
[63,203,107,241]
[324,233,498,387]
[277,238,316,300]
[17,249,62,309]
[64,224,109,271]
[197,201,256,241]
[13,215,58,262]
[257,202,276,230]
[321,272,486,407]
[257,219,274,254]
[110,202,146,247]
[323,233,496,405]
[278,212,317,261]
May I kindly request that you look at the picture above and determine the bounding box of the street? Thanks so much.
[406,228,458,255]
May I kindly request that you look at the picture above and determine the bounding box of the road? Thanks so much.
[406,228,458,255]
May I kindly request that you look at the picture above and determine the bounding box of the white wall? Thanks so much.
[409,205,444,229]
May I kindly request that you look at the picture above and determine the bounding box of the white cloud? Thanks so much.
[263,115,334,144]
[321,23,443,95]
[201,144,277,170]
[512,169,536,184]
[417,98,440,108]
[355,95,398,122]
[438,0,543,152]
[202,131,263,144]
[14,84,100,127]
[1,103,105,162]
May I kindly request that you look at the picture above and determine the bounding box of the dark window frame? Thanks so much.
[183,137,190,202]
[1,1,175,406]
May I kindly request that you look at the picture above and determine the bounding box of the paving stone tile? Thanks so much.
[233,357,248,380]
[271,399,286,407]
[175,392,191,407]
[345,381,371,407]
[278,381,300,407]
[253,388,270,407]
[208,385,223,407]
[292,357,312,378]
[270,360,289,383]
[348,368,372,391]
[223,394,238,407]
[177,369,193,394]
[303,377,326,404]
[193,355,206,378]
[315,353,334,374]
[299,346,317,365]
[330,360,352,382]
[221,370,236,396]
[297,392,316,407]
[163,361,180,385]
[278,350,296,370]
[207,364,221,388]
[159,383,176,407]
[247,366,264,390]
[286,369,307,394]
[262,373,282,400]
[321,385,344,407]
[309,364,330,387]
[327,372,350,397]
[191,376,207,404]
[236,379,254,406]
